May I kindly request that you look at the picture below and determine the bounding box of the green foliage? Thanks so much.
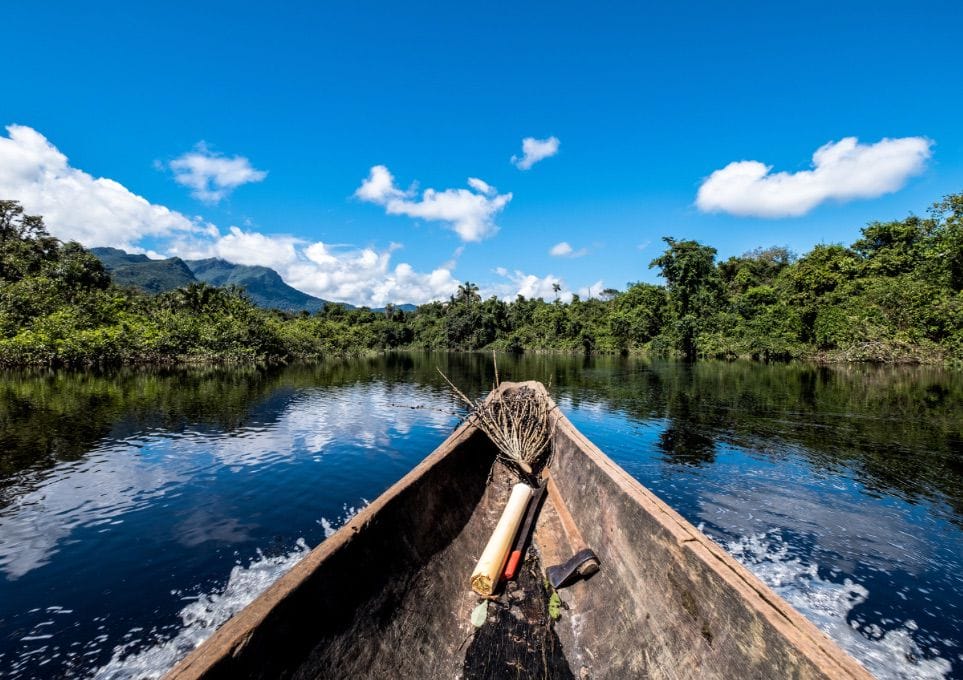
[649,237,722,359]
[1,191,962,367]
[548,591,562,620]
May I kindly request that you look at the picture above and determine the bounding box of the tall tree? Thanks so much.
[928,192,963,291]
[650,237,720,360]
[456,281,480,305]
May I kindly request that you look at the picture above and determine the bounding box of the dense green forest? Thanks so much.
[0,193,960,366]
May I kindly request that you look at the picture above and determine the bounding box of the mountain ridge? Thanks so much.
[91,248,347,312]
[91,247,196,294]
[185,257,330,312]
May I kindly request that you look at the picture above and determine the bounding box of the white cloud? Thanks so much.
[487,268,605,303]
[487,268,569,302]
[577,280,605,299]
[169,142,267,203]
[354,164,404,203]
[210,226,300,269]
[467,177,495,195]
[549,241,587,258]
[167,227,458,307]
[511,136,560,170]
[292,240,458,306]
[441,245,465,271]
[355,165,512,242]
[0,124,206,249]
[0,125,458,307]
[696,136,932,218]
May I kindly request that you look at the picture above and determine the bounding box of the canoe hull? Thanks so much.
[169,424,500,679]
[167,381,871,680]
[542,402,869,678]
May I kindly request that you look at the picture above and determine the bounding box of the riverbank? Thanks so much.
[0,340,957,369]
[1,195,960,369]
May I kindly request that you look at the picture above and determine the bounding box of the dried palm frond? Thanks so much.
[438,357,555,479]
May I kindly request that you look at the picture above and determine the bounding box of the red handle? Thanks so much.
[503,550,523,580]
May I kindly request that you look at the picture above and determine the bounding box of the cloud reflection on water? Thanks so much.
[0,383,454,580]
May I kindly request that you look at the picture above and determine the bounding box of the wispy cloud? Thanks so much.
[696,136,932,218]
[467,177,493,195]
[549,241,587,258]
[169,142,267,203]
[355,165,512,242]
[511,136,560,170]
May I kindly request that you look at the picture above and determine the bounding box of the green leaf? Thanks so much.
[470,600,488,628]
[548,591,562,620]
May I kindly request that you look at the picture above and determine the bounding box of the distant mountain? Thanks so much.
[185,258,334,313]
[91,248,369,313]
[91,247,197,294]
[379,303,418,313]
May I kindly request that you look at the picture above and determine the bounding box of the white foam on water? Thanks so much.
[726,530,953,680]
[91,503,368,680]
[90,539,310,680]
[318,501,369,538]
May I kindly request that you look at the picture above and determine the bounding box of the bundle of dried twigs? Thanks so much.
[439,359,554,479]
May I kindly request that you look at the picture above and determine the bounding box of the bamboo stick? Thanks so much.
[471,483,533,596]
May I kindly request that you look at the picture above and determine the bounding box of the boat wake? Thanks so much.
[726,530,953,680]
[90,504,367,680]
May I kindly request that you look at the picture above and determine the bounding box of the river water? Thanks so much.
[0,354,960,679]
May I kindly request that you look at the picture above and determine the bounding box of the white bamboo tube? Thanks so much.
[471,483,533,596]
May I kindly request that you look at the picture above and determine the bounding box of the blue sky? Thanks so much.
[2,1,962,306]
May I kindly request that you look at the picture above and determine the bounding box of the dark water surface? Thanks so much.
[0,354,961,679]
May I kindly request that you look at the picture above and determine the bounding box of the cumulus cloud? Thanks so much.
[549,241,587,258]
[209,226,300,269]
[355,164,404,203]
[355,165,511,242]
[487,268,602,303]
[577,280,605,299]
[0,125,459,307]
[169,228,460,307]
[290,241,459,306]
[696,136,932,218]
[0,124,206,249]
[169,142,267,203]
[511,136,560,170]
[489,268,568,301]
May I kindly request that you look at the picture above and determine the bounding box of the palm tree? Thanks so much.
[552,282,561,302]
[457,281,481,304]
[173,282,221,313]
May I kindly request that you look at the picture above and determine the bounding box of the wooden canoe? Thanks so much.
[166,381,871,680]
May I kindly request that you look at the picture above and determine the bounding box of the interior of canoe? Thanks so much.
[167,382,870,680]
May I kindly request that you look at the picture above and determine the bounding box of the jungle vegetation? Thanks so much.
[0,192,960,366]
